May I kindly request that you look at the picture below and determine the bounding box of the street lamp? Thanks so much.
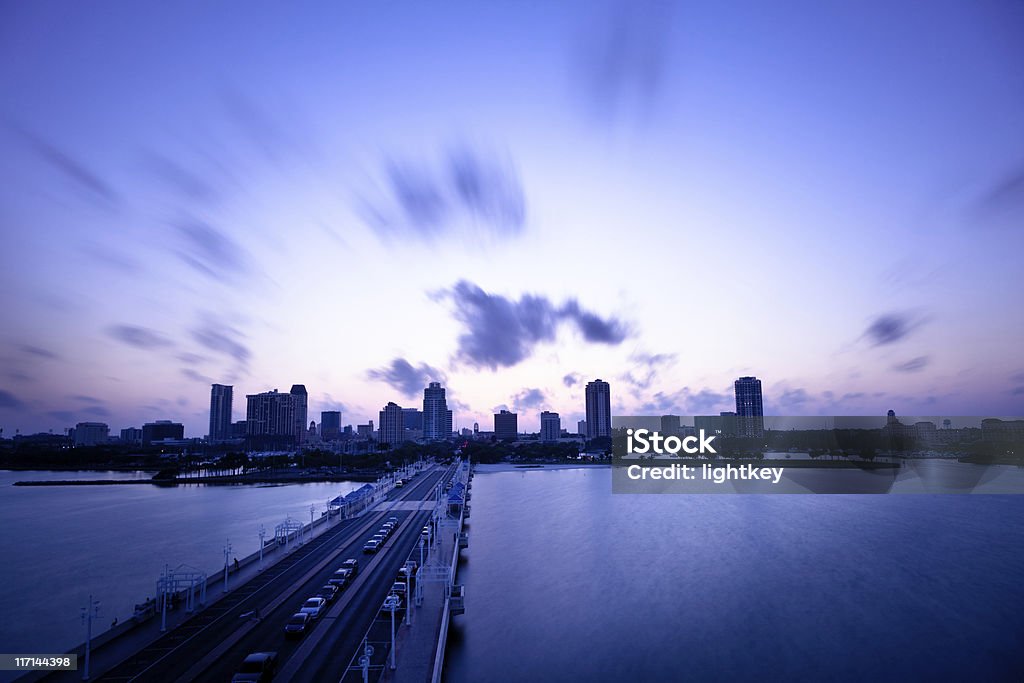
[309,504,315,543]
[80,595,100,681]
[384,594,400,670]
[258,525,266,570]
[223,539,232,593]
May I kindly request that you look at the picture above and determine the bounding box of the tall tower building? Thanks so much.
[494,410,518,441]
[585,379,612,440]
[378,402,405,448]
[540,411,561,442]
[246,389,297,450]
[290,385,308,446]
[734,376,764,438]
[320,411,341,441]
[209,384,233,442]
[423,381,452,441]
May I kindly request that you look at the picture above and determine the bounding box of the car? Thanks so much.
[372,533,386,544]
[387,517,398,524]
[395,480,404,488]
[363,539,380,554]
[299,597,327,620]
[390,581,408,599]
[231,651,278,683]
[328,569,351,587]
[341,558,359,575]
[382,522,395,533]
[284,613,310,638]
[317,584,338,603]
[397,562,417,582]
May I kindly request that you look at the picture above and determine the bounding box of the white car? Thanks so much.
[363,539,380,554]
[299,597,326,620]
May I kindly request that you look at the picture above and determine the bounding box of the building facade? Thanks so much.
[320,410,342,441]
[585,379,612,440]
[494,410,518,441]
[379,402,405,448]
[540,411,561,442]
[423,382,453,441]
[246,389,298,450]
[290,385,308,446]
[209,384,233,443]
[734,376,764,438]
[74,422,109,447]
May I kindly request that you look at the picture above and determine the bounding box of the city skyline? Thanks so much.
[2,2,1024,436]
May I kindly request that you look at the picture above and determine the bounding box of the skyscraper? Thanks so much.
[246,389,297,450]
[423,381,452,441]
[734,376,764,438]
[540,411,561,442]
[209,384,233,443]
[494,410,518,440]
[290,384,308,446]
[378,402,405,448]
[320,410,341,441]
[660,414,680,436]
[585,379,611,440]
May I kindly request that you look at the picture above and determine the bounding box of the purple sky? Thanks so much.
[1,1,1023,436]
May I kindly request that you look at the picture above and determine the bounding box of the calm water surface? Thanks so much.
[0,470,359,657]
[443,466,1024,682]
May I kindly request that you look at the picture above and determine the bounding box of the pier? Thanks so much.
[26,460,471,683]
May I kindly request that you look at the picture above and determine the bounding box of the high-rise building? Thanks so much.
[120,427,143,445]
[290,385,308,446]
[540,411,561,442]
[74,422,108,446]
[423,382,452,441]
[494,410,518,440]
[585,379,611,440]
[578,420,587,436]
[209,384,233,443]
[142,420,184,445]
[356,422,374,440]
[246,389,297,450]
[734,376,764,438]
[379,402,405,448]
[660,414,680,436]
[320,411,342,441]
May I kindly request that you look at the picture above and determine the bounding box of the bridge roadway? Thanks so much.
[92,464,453,683]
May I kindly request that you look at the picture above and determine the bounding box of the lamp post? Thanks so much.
[309,504,315,543]
[258,525,266,570]
[80,595,100,681]
[384,594,400,670]
[223,539,232,593]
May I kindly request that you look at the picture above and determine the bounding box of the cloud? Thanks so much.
[777,388,811,409]
[892,356,930,373]
[191,323,251,366]
[70,395,102,403]
[360,146,526,241]
[438,280,630,369]
[82,405,111,417]
[175,218,249,281]
[46,410,75,423]
[1010,371,1024,384]
[17,127,118,206]
[975,161,1024,223]
[512,388,547,412]
[18,344,59,360]
[181,368,214,384]
[367,358,445,398]
[573,0,673,121]
[563,372,582,387]
[107,325,175,350]
[1011,386,1024,396]
[863,312,925,346]
[0,390,25,410]
[143,152,220,204]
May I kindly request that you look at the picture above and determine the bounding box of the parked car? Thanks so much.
[299,597,326,620]
[284,613,310,638]
[328,569,352,588]
[382,522,395,533]
[231,651,278,683]
[341,558,359,575]
[387,517,398,525]
[391,581,408,599]
[363,539,380,554]
[372,533,386,544]
[317,584,338,603]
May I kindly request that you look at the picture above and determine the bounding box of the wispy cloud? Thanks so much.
[16,127,119,206]
[367,358,445,398]
[863,312,926,346]
[18,344,59,360]
[511,387,547,412]
[175,218,250,282]
[437,280,630,370]
[892,356,930,373]
[191,322,251,366]
[107,325,175,350]
[0,390,25,410]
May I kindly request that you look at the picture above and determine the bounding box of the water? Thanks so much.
[0,470,360,657]
[443,466,1024,682]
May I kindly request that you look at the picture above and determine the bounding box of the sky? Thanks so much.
[1,0,1023,437]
